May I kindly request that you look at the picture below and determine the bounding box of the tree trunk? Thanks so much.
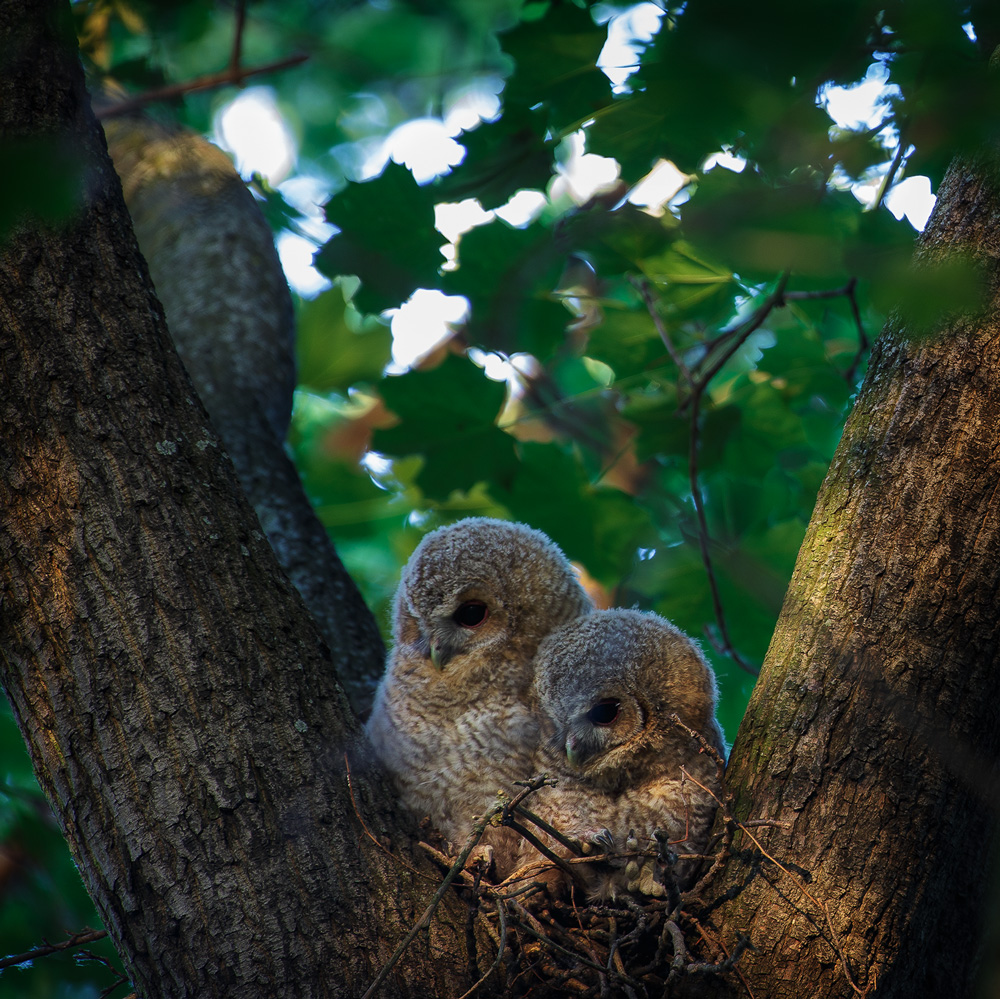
[697,157,1000,997]
[101,114,385,714]
[0,4,476,997]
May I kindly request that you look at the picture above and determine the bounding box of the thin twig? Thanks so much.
[687,381,760,676]
[784,277,869,381]
[633,276,695,388]
[681,770,868,997]
[453,901,508,999]
[843,278,869,382]
[229,0,248,72]
[344,753,438,883]
[637,276,787,675]
[0,929,108,971]
[867,139,907,213]
[94,53,308,118]
[509,803,585,856]
[361,776,551,999]
[692,272,791,398]
[503,818,579,880]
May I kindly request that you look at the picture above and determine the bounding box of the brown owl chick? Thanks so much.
[365,517,593,850]
[507,609,725,900]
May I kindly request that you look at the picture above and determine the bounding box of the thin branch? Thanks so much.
[503,817,579,881]
[843,278,869,382]
[783,281,856,302]
[452,901,508,999]
[632,276,695,388]
[867,139,908,214]
[0,929,108,971]
[229,0,248,73]
[94,53,308,118]
[693,272,791,396]
[361,776,552,999]
[688,383,759,676]
[508,802,584,856]
[784,277,869,381]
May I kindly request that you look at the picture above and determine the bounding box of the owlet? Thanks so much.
[508,608,725,899]
[365,517,593,849]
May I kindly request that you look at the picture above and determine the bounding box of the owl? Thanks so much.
[505,608,726,900]
[365,517,593,851]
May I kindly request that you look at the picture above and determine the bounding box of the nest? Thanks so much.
[452,817,751,999]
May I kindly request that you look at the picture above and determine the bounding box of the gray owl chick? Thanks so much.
[508,608,725,900]
[365,517,593,849]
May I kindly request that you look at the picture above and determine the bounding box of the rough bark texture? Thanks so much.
[0,5,476,997]
[101,113,385,715]
[698,158,1000,998]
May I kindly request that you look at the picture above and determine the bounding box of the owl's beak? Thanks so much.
[565,733,582,768]
[429,638,450,670]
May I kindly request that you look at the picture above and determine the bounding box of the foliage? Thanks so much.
[4,0,998,995]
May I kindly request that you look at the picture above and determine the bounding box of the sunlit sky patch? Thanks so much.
[821,62,897,131]
[594,2,665,91]
[214,86,296,183]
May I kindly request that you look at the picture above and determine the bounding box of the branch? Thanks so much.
[631,276,695,389]
[784,277,869,382]
[688,382,760,676]
[0,928,108,971]
[93,53,308,118]
[693,272,791,397]
[867,137,908,214]
[229,0,248,73]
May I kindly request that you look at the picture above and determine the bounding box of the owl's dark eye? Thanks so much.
[586,698,620,726]
[453,600,489,628]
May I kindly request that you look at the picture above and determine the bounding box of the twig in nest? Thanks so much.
[361,775,553,999]
[509,802,584,856]
[453,900,509,999]
[344,752,439,884]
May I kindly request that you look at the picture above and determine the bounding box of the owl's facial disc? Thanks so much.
[428,599,492,669]
[564,696,645,772]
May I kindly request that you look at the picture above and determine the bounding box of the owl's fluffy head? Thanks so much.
[393,517,593,679]
[534,609,723,790]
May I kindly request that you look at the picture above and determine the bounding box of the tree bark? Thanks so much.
[697,157,1000,998]
[101,113,385,714]
[0,5,476,997]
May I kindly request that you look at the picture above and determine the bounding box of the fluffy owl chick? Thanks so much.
[365,517,593,849]
[509,609,725,900]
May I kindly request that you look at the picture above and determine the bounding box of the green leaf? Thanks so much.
[372,354,518,499]
[585,307,666,377]
[438,107,556,210]
[317,162,444,314]
[497,440,653,584]
[296,281,392,392]
[444,218,567,355]
[501,1,613,133]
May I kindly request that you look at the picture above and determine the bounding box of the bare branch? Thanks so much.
[688,382,760,676]
[0,928,108,971]
[94,54,308,118]
[229,0,248,73]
